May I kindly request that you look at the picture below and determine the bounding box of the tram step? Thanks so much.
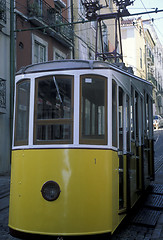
[0,187,10,198]
[0,195,9,211]
[132,208,161,227]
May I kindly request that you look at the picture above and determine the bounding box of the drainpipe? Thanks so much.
[70,0,74,59]
[10,0,15,160]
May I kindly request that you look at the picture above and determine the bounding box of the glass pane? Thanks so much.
[35,75,73,144]
[135,91,139,140]
[37,76,72,120]
[36,124,72,142]
[40,45,45,63]
[141,98,144,143]
[112,80,117,147]
[119,87,123,150]
[118,87,124,209]
[80,75,107,144]
[131,87,135,139]
[146,94,149,136]
[34,41,39,64]
[126,95,130,152]
[15,80,30,145]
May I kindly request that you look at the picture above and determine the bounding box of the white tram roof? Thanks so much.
[16,59,152,86]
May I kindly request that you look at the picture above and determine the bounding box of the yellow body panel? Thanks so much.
[9,149,125,236]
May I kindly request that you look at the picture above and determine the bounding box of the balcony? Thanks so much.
[147,48,154,65]
[27,0,73,47]
[0,78,6,114]
[148,73,157,88]
[0,0,6,28]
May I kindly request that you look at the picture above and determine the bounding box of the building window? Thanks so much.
[53,49,66,60]
[32,34,48,64]
[79,0,86,17]
[0,78,6,110]
[140,48,142,68]
[0,0,6,23]
[34,41,46,63]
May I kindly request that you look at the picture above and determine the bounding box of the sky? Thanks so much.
[127,0,163,44]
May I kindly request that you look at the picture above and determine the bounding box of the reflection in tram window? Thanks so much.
[36,124,72,141]
[146,94,149,136]
[131,86,135,140]
[80,75,107,145]
[126,95,130,152]
[141,97,144,143]
[135,91,139,140]
[34,75,73,144]
[14,80,30,146]
[119,87,123,151]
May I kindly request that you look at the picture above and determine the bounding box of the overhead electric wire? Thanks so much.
[8,0,163,45]
[138,0,163,42]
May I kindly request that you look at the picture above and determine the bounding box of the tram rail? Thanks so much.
[0,191,10,212]
[155,156,163,174]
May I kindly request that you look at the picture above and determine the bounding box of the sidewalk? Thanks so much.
[0,174,11,240]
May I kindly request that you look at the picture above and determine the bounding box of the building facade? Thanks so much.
[0,0,11,174]
[121,18,163,115]
[121,18,146,79]
[15,0,73,71]
[142,19,163,115]
[72,0,118,61]
[72,0,97,60]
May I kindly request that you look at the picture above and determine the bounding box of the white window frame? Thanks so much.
[32,34,48,64]
[53,48,66,60]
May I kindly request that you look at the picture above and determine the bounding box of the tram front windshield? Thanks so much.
[14,74,107,146]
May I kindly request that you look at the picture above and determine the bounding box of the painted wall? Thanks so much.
[0,0,11,174]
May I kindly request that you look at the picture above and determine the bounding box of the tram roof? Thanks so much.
[16,60,151,85]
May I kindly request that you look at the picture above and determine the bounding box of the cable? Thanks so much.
[138,0,163,41]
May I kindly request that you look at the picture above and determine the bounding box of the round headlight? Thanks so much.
[41,181,61,201]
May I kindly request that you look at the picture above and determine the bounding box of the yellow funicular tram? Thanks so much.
[9,60,154,239]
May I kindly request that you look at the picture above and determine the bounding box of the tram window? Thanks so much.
[141,98,144,143]
[135,91,139,140]
[80,75,107,145]
[34,75,73,144]
[149,98,153,138]
[14,80,30,146]
[119,87,123,151]
[146,94,149,137]
[126,95,130,152]
[131,86,135,140]
[112,80,117,147]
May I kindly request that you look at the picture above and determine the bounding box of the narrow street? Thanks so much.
[111,128,163,240]
[0,129,163,240]
[153,129,163,184]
